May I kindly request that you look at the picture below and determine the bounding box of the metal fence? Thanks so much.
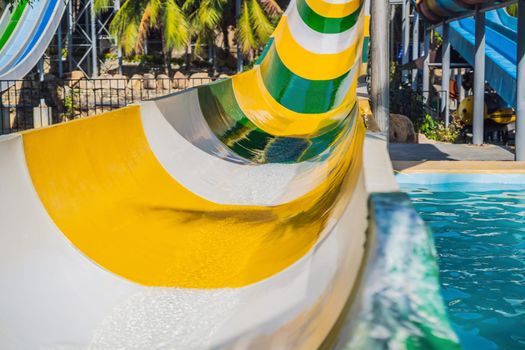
[0,76,218,135]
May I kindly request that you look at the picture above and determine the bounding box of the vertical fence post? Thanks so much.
[401,0,411,83]
[371,0,390,134]
[67,0,73,72]
[236,0,243,73]
[411,12,419,90]
[441,22,450,127]
[457,68,464,102]
[473,9,485,145]
[90,0,98,77]
[37,58,45,82]
[57,19,63,78]
[113,0,122,75]
[516,2,525,160]
[423,26,430,104]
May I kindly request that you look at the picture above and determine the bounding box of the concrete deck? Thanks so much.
[393,161,525,173]
[389,143,515,162]
[389,142,525,173]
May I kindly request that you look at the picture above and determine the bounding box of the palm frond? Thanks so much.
[239,1,257,53]
[134,2,154,53]
[148,0,162,27]
[163,0,190,50]
[94,0,112,14]
[259,0,282,17]
[197,0,222,30]
[250,0,273,44]
[110,0,147,55]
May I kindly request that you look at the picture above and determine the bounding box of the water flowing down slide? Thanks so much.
[0,0,459,348]
[0,0,66,86]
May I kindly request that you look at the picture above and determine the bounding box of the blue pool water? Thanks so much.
[401,182,525,350]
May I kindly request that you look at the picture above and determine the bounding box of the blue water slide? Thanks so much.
[448,10,517,107]
[0,0,66,86]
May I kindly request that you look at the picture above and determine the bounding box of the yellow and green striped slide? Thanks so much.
[0,0,373,347]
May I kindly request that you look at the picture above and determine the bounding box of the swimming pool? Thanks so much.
[399,175,525,350]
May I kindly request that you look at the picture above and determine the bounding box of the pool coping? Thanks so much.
[393,161,525,174]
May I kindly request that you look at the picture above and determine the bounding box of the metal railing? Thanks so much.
[0,76,218,135]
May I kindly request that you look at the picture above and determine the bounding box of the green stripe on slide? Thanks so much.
[260,44,351,114]
[0,0,28,51]
[296,0,361,34]
[197,79,348,163]
[362,36,369,63]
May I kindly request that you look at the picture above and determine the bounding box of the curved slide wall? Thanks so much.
[0,0,370,347]
[416,0,487,23]
[0,0,66,88]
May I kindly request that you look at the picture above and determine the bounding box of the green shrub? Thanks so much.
[419,114,462,143]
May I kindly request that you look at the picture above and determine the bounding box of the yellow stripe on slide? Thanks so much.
[305,0,363,18]
[272,18,361,80]
[363,15,370,36]
[232,68,358,136]
[22,106,364,288]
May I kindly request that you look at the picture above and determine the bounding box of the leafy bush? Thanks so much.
[507,4,517,17]
[419,114,462,143]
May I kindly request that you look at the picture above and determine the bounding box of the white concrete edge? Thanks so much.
[363,132,399,193]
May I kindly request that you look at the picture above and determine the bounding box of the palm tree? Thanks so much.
[182,0,230,72]
[238,0,281,55]
[99,0,282,74]
[95,0,189,74]
[180,0,282,72]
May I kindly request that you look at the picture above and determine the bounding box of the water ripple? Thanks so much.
[402,183,525,350]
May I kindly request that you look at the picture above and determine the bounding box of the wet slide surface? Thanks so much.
[0,0,371,347]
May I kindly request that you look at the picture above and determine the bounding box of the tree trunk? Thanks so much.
[221,24,229,51]
[160,26,169,75]
[208,38,216,77]
[185,43,191,72]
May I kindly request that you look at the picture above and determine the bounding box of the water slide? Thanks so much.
[448,11,517,107]
[0,0,459,348]
[417,1,518,107]
[0,0,66,86]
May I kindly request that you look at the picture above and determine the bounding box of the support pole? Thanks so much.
[38,57,44,82]
[473,10,485,145]
[114,0,122,75]
[67,0,73,72]
[371,0,390,133]
[423,26,430,104]
[90,0,98,77]
[57,20,63,78]
[411,12,419,90]
[457,68,464,102]
[516,2,525,160]
[441,22,450,127]
[236,0,243,73]
[390,5,395,63]
[456,68,465,100]
[401,0,410,83]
